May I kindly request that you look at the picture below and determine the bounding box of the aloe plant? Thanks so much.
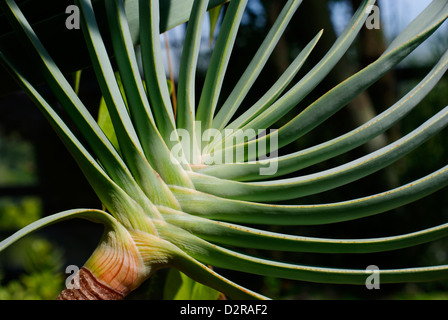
[1,0,448,300]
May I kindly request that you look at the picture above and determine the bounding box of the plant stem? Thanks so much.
[57,267,125,300]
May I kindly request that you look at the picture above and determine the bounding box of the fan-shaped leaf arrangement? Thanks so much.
[1,0,448,300]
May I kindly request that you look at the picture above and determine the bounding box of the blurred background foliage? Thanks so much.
[0,0,447,299]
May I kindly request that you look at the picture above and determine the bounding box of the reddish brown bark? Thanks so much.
[57,267,125,300]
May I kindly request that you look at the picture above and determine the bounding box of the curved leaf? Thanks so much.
[161,208,448,254]
[170,163,448,225]
[191,105,448,201]
[0,0,230,96]
[77,0,186,208]
[222,0,376,135]
[160,222,448,285]
[0,52,155,231]
[0,209,118,252]
[105,0,193,190]
[176,0,210,164]
[195,0,248,136]
[211,0,304,131]
[139,0,178,147]
[196,48,448,181]
[207,3,448,162]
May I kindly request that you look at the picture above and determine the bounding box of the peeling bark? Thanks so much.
[57,267,125,300]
